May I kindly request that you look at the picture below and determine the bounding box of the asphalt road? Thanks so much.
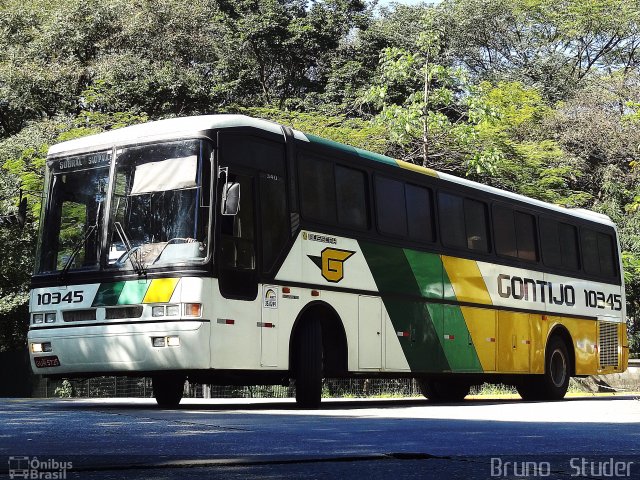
[1,395,639,479]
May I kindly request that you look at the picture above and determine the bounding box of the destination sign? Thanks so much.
[51,151,110,173]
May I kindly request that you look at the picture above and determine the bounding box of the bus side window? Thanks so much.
[540,218,579,271]
[260,173,288,273]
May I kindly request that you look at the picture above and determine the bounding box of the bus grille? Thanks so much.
[599,322,619,368]
[63,309,97,322]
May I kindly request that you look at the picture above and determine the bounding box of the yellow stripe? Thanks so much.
[396,160,438,177]
[142,278,180,303]
[441,256,492,305]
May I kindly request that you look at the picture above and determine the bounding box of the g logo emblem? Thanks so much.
[308,248,355,283]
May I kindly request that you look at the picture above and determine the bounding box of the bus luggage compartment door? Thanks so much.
[358,296,383,370]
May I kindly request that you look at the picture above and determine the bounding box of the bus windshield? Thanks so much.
[36,139,211,274]
[107,139,210,272]
[37,151,111,273]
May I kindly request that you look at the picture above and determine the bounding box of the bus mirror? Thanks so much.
[222,182,240,216]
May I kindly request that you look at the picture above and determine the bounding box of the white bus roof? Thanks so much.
[47,115,284,157]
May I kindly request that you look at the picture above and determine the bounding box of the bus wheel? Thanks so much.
[517,336,570,401]
[152,374,185,408]
[417,379,470,403]
[294,318,323,408]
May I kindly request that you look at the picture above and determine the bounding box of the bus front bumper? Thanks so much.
[27,320,211,376]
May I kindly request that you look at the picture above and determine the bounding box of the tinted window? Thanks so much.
[540,218,561,267]
[493,204,517,257]
[260,173,288,272]
[375,176,407,236]
[558,223,579,270]
[464,198,489,252]
[438,192,466,248]
[582,228,616,278]
[598,233,616,277]
[515,211,538,261]
[541,218,579,270]
[406,184,434,242]
[581,228,599,275]
[336,165,368,229]
[299,155,336,224]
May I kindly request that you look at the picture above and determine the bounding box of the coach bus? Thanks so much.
[27,115,628,407]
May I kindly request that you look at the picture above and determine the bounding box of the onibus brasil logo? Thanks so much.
[307,248,355,283]
[8,456,72,479]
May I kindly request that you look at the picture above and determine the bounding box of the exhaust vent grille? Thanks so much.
[599,321,619,368]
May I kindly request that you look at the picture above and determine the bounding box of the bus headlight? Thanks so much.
[44,313,56,323]
[152,306,165,317]
[32,314,44,324]
[31,342,52,353]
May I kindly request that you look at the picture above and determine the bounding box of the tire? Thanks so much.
[152,375,185,408]
[517,335,570,401]
[294,318,323,408]
[417,379,470,403]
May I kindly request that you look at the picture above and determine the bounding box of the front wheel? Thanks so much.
[152,374,185,408]
[517,336,570,401]
[293,318,323,408]
[417,379,470,403]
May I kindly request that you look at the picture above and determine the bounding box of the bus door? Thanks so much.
[217,132,289,368]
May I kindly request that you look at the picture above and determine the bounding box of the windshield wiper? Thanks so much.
[60,224,98,279]
[113,221,146,275]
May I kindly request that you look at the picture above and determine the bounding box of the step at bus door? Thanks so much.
[260,285,279,367]
[358,296,383,370]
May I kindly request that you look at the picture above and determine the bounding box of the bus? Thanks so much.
[27,115,628,407]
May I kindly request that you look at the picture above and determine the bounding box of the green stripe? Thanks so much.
[305,133,398,168]
[117,280,151,305]
[360,242,450,373]
[403,249,482,372]
[92,282,126,307]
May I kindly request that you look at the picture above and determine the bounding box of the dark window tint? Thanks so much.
[493,204,517,257]
[582,228,616,278]
[299,155,336,224]
[598,233,616,277]
[260,173,288,272]
[515,212,538,261]
[438,192,465,248]
[581,229,599,275]
[336,165,368,229]
[406,184,434,242]
[464,198,489,252]
[540,218,562,267]
[375,176,407,236]
[558,223,579,270]
[541,218,580,271]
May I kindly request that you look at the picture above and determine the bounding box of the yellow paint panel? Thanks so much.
[142,278,180,303]
[547,317,597,375]
[497,312,530,373]
[460,307,496,372]
[396,160,438,177]
[441,256,492,305]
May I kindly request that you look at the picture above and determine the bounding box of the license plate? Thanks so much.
[34,356,60,368]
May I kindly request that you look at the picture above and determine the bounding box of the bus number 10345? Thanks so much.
[583,290,622,311]
[36,291,84,306]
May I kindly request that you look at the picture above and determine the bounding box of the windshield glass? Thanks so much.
[37,151,111,273]
[107,139,210,272]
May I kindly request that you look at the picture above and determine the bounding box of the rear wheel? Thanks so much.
[417,379,470,403]
[517,335,570,401]
[152,374,185,408]
[293,318,323,408]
